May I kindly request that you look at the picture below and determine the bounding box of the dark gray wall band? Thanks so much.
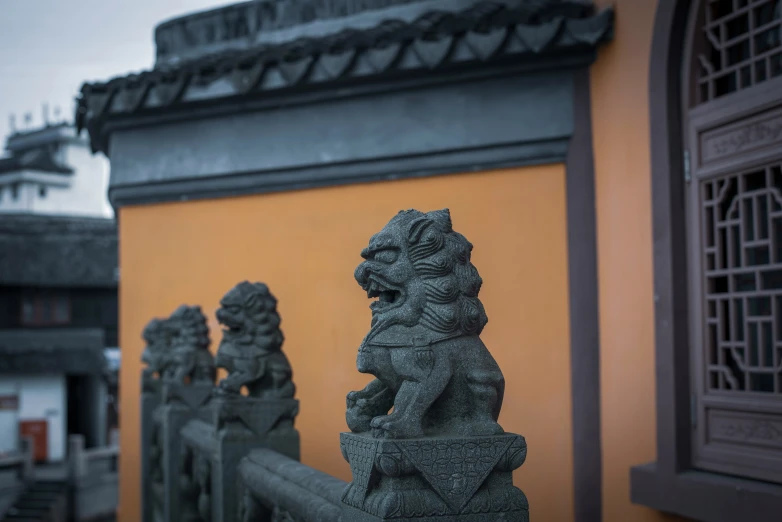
[107,69,575,206]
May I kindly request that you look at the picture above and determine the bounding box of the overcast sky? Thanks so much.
[0,0,237,142]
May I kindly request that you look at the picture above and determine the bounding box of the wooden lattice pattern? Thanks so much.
[701,164,782,395]
[696,0,782,104]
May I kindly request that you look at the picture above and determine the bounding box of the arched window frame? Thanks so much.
[631,1,782,520]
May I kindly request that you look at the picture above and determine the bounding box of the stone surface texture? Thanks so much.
[342,209,529,521]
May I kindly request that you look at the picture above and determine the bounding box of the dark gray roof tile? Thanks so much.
[0,214,118,287]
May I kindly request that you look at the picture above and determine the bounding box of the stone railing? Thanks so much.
[179,394,300,522]
[238,448,345,521]
[68,435,119,522]
[0,438,33,517]
[141,209,530,522]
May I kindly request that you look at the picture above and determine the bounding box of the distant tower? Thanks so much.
[23,112,32,128]
[42,103,50,126]
[8,114,15,133]
[53,106,62,122]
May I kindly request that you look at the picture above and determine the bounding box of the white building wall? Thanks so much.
[0,182,36,213]
[0,142,113,218]
[57,143,113,218]
[0,376,66,461]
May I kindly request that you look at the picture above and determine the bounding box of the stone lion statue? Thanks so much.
[141,317,172,381]
[166,305,216,384]
[214,281,295,399]
[346,208,505,439]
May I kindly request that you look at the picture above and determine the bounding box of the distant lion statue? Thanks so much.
[141,317,172,381]
[167,305,216,384]
[346,208,505,439]
[214,281,295,399]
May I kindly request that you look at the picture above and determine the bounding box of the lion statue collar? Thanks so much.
[359,325,464,350]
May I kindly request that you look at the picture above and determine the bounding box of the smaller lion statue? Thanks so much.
[346,208,505,439]
[166,305,216,384]
[141,317,173,381]
[214,281,295,399]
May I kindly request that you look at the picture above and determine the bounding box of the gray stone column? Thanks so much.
[141,377,162,522]
[196,396,300,522]
[158,382,214,522]
[139,305,216,522]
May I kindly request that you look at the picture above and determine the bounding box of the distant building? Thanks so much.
[0,123,112,218]
[0,122,118,463]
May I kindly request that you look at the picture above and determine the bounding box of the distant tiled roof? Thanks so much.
[76,0,614,155]
[0,147,74,176]
[0,329,107,374]
[0,214,118,287]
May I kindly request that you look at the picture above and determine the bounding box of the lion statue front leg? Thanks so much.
[369,347,452,439]
[216,357,265,395]
[345,379,395,433]
[171,353,196,383]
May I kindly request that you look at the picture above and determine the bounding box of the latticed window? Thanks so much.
[689,0,782,484]
[695,0,782,104]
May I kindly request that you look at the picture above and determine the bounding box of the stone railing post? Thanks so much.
[158,381,214,522]
[68,435,87,482]
[18,436,34,484]
[141,317,167,522]
[340,209,530,521]
[67,434,87,522]
[140,305,216,522]
[180,281,300,522]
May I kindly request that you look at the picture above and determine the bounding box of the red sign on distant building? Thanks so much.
[0,395,19,410]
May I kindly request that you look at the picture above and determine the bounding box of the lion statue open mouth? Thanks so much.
[214,281,295,399]
[346,208,505,439]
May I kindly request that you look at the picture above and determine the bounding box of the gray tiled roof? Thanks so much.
[76,0,613,155]
[0,213,118,287]
[0,147,74,176]
[0,328,107,374]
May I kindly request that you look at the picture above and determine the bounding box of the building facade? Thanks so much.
[0,122,119,463]
[0,123,112,218]
[75,0,782,521]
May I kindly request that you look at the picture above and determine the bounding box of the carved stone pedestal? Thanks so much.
[340,432,529,522]
[210,395,300,461]
[152,382,214,522]
[180,395,300,522]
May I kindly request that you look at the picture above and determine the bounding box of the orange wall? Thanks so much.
[591,0,685,521]
[117,165,574,522]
